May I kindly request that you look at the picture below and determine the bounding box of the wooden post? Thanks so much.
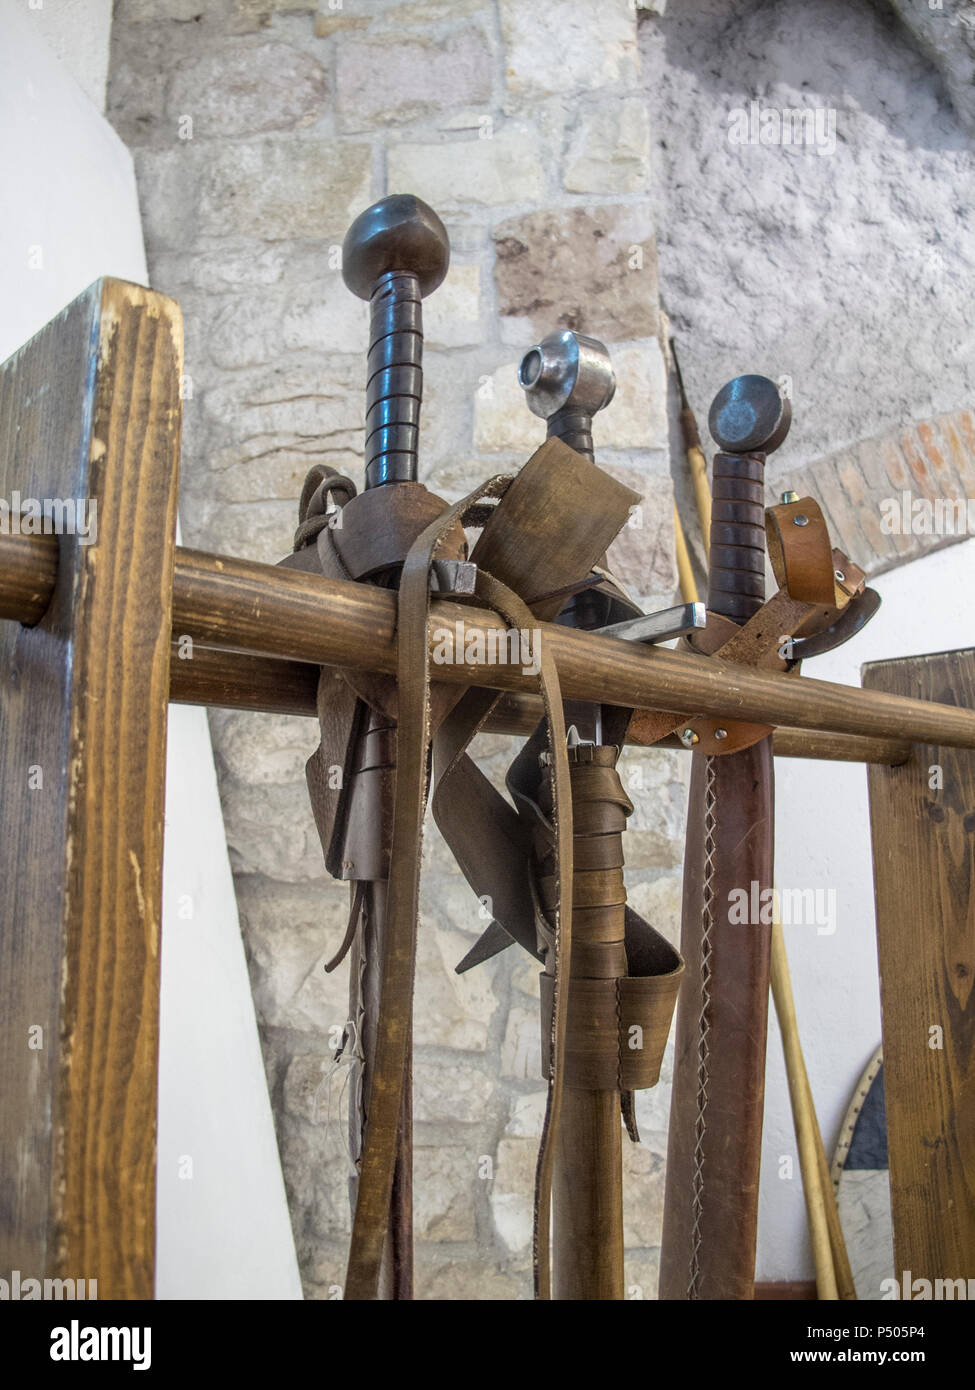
[0,280,182,1298]
[864,648,975,1289]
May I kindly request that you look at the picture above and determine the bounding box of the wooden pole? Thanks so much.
[163,642,910,764]
[4,534,975,750]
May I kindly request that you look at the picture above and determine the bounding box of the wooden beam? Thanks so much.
[166,644,910,765]
[0,280,181,1298]
[865,648,975,1288]
[3,533,972,748]
[165,549,975,749]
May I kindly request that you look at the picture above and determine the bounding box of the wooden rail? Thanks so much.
[1,530,971,751]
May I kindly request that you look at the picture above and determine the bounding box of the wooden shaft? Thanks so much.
[127,549,975,750]
[672,500,699,605]
[770,920,838,1300]
[166,644,912,765]
[3,532,975,749]
[686,440,712,559]
[0,530,58,624]
[553,1088,624,1300]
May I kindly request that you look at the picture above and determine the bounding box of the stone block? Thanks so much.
[136,139,371,248]
[336,29,492,130]
[388,128,545,210]
[414,1056,495,1124]
[604,469,677,599]
[493,205,657,341]
[203,353,364,445]
[412,914,500,1052]
[414,1141,479,1239]
[235,876,351,1033]
[490,1136,536,1252]
[564,97,651,194]
[416,1257,528,1300]
[424,263,482,348]
[499,0,639,108]
[499,1005,542,1079]
[167,41,327,140]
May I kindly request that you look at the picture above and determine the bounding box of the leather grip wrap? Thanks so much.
[538,748,677,1093]
[540,746,629,984]
[707,451,766,622]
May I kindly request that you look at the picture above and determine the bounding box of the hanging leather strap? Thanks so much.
[343,478,574,1301]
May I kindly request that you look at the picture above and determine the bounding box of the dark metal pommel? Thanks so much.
[342,194,450,301]
[708,374,791,456]
[341,195,450,488]
[706,373,792,625]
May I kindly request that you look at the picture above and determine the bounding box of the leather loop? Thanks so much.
[765,496,836,605]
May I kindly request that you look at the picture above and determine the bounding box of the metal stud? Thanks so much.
[714,728,728,741]
[680,728,700,748]
[793,513,809,527]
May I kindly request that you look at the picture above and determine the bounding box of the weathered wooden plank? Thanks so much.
[864,648,975,1287]
[0,280,181,1298]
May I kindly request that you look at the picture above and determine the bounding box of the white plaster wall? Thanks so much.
[760,538,975,1284]
[24,0,114,111]
[1,0,301,1298]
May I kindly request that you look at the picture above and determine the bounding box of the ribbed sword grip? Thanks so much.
[547,405,594,463]
[707,451,767,624]
[364,270,423,489]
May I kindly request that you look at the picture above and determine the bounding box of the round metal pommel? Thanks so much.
[708,374,791,455]
[342,194,450,300]
[518,329,616,421]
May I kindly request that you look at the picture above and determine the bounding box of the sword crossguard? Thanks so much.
[517,330,615,463]
[341,194,450,489]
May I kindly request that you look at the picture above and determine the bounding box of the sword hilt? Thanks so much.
[517,329,616,464]
[707,374,791,624]
[342,194,450,490]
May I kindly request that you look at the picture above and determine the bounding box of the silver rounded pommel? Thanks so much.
[517,329,616,420]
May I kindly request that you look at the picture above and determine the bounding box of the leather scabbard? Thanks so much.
[660,445,775,1300]
[659,740,773,1298]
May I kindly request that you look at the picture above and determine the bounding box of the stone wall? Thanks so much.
[108,0,684,1299]
[640,0,975,500]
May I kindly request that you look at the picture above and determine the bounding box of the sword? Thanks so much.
[660,374,791,1300]
[333,194,450,1300]
[517,329,629,1297]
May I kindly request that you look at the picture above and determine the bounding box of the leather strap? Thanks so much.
[765,495,836,605]
[343,479,575,1301]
